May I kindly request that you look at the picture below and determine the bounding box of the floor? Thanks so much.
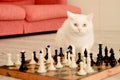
[0,30,120,80]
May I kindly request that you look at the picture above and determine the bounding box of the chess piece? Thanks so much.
[19,51,28,72]
[15,54,21,65]
[85,56,94,74]
[70,54,78,68]
[48,58,56,71]
[98,44,103,60]
[46,45,52,63]
[53,49,58,63]
[62,51,68,64]
[84,49,88,58]
[103,46,109,66]
[77,62,87,76]
[76,52,82,64]
[44,47,48,60]
[33,51,38,63]
[59,47,64,58]
[90,53,95,66]
[56,56,63,68]
[83,57,87,69]
[37,53,47,73]
[96,54,103,66]
[29,52,36,64]
[65,51,71,67]
[6,53,14,66]
[109,48,117,67]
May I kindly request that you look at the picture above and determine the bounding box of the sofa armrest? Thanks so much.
[35,0,67,5]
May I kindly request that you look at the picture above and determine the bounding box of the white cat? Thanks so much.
[55,11,94,54]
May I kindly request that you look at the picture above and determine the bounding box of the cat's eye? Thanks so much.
[83,24,87,27]
[74,23,78,27]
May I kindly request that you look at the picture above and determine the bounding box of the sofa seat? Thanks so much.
[23,5,81,21]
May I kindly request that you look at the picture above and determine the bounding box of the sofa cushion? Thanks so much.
[0,5,25,20]
[23,5,81,22]
[0,0,35,5]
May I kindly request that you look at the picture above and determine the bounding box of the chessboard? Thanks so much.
[0,44,120,80]
[0,63,120,80]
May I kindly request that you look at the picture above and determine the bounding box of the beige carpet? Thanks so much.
[0,31,120,80]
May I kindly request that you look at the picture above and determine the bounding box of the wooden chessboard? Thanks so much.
[0,63,120,80]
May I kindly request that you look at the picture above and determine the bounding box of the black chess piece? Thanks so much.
[66,51,69,59]
[76,52,82,64]
[68,45,72,52]
[96,54,103,66]
[84,49,88,58]
[59,47,64,57]
[98,44,103,60]
[109,48,117,67]
[90,53,95,66]
[33,51,38,63]
[44,48,48,60]
[103,46,109,66]
[53,49,58,62]
[19,51,28,72]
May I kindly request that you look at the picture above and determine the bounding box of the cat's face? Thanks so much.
[67,11,94,35]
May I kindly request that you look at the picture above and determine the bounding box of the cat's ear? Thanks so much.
[87,13,94,21]
[67,11,75,19]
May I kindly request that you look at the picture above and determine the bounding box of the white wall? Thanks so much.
[68,0,120,31]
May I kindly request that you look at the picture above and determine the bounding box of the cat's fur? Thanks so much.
[55,11,94,54]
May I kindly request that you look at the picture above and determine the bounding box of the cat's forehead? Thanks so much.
[72,14,88,23]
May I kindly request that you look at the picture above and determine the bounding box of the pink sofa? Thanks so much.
[0,0,81,36]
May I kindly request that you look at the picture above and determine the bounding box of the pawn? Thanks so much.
[48,58,56,71]
[85,56,94,74]
[29,52,36,65]
[70,54,78,68]
[15,54,21,65]
[37,53,47,73]
[83,57,87,69]
[6,53,14,66]
[77,62,87,76]
[56,56,63,68]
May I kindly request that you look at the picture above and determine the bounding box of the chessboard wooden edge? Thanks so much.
[81,65,120,80]
[0,68,59,80]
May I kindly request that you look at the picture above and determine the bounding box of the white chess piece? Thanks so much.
[6,53,14,66]
[83,57,87,69]
[65,52,71,67]
[85,56,94,74]
[77,62,87,76]
[62,51,68,64]
[15,54,21,65]
[56,56,63,68]
[70,54,78,68]
[37,53,47,73]
[29,53,36,64]
[48,58,56,70]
